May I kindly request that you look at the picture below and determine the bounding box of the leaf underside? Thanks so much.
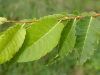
[0,24,26,64]
[9,17,64,64]
[75,16,100,65]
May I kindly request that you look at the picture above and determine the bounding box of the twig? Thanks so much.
[1,14,100,24]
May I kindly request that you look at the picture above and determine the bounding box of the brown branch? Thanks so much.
[1,14,100,24]
[58,14,100,21]
[1,21,37,23]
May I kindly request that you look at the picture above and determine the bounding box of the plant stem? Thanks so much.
[1,14,100,24]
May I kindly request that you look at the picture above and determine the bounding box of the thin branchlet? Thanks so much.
[1,14,100,24]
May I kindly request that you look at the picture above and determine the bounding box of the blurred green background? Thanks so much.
[0,0,100,75]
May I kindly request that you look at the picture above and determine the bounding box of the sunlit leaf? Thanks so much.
[0,24,26,64]
[9,16,64,64]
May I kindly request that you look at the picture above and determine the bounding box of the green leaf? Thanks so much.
[80,11,97,16]
[59,12,76,17]
[44,14,69,26]
[74,10,79,16]
[9,17,64,63]
[44,14,68,25]
[47,19,76,65]
[75,16,100,65]
[87,36,100,70]
[59,12,68,16]
[44,14,66,19]
[0,17,7,25]
[0,32,4,36]
[46,55,61,66]
[58,19,76,58]
[0,24,26,64]
[43,14,69,26]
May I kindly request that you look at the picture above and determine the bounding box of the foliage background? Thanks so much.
[0,0,100,75]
